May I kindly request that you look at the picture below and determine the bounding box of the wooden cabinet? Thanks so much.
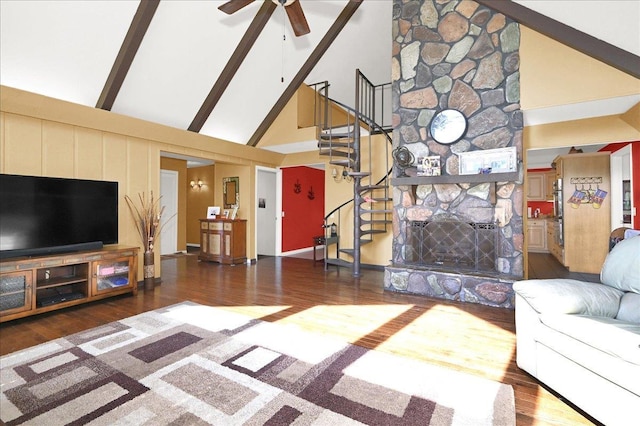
[527,171,555,201]
[527,173,545,200]
[527,219,548,252]
[199,219,247,265]
[545,170,555,200]
[0,246,137,322]
[547,220,564,263]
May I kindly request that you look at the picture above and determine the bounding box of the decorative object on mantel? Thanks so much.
[458,147,518,176]
[392,146,415,177]
[125,192,173,291]
[429,109,468,145]
[417,156,441,177]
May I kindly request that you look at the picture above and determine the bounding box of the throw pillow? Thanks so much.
[600,236,640,293]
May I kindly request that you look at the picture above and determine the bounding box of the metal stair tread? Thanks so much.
[330,159,354,166]
[318,141,353,148]
[360,229,387,235]
[320,132,354,140]
[325,258,353,267]
[319,149,352,158]
[359,185,388,191]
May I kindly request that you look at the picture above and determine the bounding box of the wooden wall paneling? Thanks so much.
[3,114,42,175]
[75,127,104,180]
[42,121,74,178]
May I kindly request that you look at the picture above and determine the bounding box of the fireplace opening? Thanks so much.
[405,216,498,272]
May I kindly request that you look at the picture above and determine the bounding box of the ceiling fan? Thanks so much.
[218,0,310,37]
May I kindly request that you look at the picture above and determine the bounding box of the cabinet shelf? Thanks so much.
[37,277,87,289]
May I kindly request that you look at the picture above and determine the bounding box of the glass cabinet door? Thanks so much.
[93,257,134,295]
[0,271,33,316]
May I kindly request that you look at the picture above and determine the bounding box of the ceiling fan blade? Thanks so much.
[285,1,310,37]
[218,0,255,15]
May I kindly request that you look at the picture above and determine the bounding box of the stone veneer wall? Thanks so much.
[385,0,523,308]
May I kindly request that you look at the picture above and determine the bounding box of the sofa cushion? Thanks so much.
[539,314,640,366]
[513,279,623,317]
[617,292,640,324]
[600,236,640,293]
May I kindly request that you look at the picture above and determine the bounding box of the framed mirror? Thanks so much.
[223,177,239,208]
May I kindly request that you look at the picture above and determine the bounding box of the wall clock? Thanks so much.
[429,109,467,145]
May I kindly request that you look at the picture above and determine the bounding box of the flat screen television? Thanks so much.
[0,174,118,259]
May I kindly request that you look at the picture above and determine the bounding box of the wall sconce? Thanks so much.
[332,167,352,183]
[190,179,204,189]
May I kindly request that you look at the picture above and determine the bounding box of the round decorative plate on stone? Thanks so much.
[430,109,467,145]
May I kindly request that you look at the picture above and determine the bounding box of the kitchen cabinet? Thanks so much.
[527,173,545,200]
[199,219,247,265]
[527,171,556,201]
[547,220,563,263]
[527,219,548,252]
[545,170,556,201]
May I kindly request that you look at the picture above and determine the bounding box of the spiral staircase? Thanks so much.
[313,70,393,277]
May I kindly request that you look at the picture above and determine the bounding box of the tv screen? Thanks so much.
[0,174,118,259]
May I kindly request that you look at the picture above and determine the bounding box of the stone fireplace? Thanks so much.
[384,0,524,309]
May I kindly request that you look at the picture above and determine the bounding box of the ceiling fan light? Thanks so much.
[272,0,296,6]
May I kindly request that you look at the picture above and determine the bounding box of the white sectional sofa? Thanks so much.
[513,236,640,426]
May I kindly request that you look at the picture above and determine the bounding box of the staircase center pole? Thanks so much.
[352,72,362,277]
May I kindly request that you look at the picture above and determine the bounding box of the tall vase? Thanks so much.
[143,251,155,291]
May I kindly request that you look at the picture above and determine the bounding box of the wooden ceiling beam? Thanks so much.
[476,0,640,79]
[96,0,160,110]
[247,0,364,147]
[189,1,276,133]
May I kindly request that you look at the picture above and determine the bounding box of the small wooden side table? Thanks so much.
[312,236,326,263]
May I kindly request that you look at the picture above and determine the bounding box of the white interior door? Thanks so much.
[256,167,278,256]
[160,170,178,255]
[610,145,633,228]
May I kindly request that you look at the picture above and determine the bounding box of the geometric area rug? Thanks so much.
[0,302,515,425]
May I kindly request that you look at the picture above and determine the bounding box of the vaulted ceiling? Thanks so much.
[1,0,638,155]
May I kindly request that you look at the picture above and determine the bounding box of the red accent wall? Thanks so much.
[281,166,325,252]
[599,142,640,229]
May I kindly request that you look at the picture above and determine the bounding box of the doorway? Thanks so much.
[256,167,278,256]
[160,169,178,255]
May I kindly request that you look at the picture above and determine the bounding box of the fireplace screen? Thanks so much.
[406,219,498,272]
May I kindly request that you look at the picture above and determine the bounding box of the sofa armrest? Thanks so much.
[513,279,624,318]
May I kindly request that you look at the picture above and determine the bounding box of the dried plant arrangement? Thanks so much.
[125,191,170,254]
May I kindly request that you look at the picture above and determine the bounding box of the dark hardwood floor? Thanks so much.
[0,251,597,425]
[528,252,600,283]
